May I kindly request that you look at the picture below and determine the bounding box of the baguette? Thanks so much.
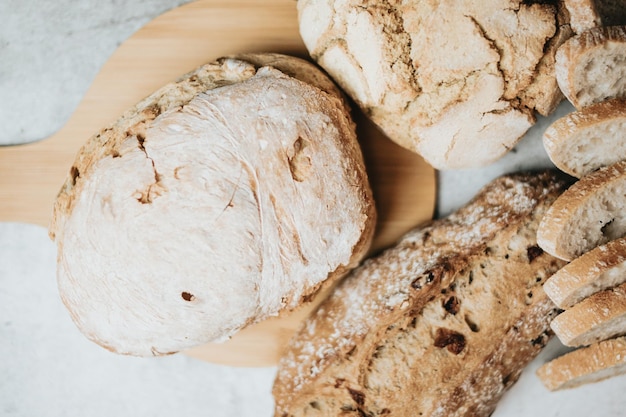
[537,160,626,261]
[49,53,376,356]
[556,25,626,109]
[551,282,626,347]
[537,336,626,390]
[273,171,569,417]
[542,98,626,178]
[544,238,626,308]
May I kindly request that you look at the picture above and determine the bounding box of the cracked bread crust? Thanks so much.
[273,171,570,417]
[297,0,569,169]
[49,53,376,356]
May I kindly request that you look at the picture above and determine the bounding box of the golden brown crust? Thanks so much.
[273,171,570,417]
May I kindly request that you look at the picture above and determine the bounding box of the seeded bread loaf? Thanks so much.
[537,160,626,261]
[555,25,626,109]
[537,336,626,390]
[542,98,626,178]
[273,171,569,417]
[544,238,626,308]
[551,282,626,347]
[49,53,376,356]
[297,0,570,169]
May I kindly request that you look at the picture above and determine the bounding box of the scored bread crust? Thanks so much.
[297,0,569,169]
[543,98,626,178]
[556,25,626,109]
[273,171,569,417]
[537,160,626,261]
[537,336,626,390]
[544,237,626,308]
[49,53,376,356]
[551,282,626,347]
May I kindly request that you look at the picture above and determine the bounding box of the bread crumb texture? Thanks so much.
[273,171,569,417]
[298,0,570,168]
[50,55,376,356]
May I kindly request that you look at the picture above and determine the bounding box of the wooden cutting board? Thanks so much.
[0,0,436,367]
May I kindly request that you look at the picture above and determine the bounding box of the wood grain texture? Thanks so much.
[0,0,435,366]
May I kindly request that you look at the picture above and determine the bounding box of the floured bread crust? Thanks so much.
[50,53,376,356]
[297,0,570,169]
[273,171,569,417]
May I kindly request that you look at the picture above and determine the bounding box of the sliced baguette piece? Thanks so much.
[543,98,626,178]
[273,171,569,417]
[537,160,626,261]
[544,238,626,308]
[551,282,626,346]
[555,25,626,109]
[537,336,626,390]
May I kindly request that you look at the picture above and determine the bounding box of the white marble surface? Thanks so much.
[1,1,626,416]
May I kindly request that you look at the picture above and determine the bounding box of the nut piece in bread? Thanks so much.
[273,171,569,417]
[49,53,376,356]
[543,98,626,178]
[537,160,626,261]
[556,25,626,109]
[537,335,626,390]
[544,237,626,308]
[297,0,568,169]
[551,282,626,347]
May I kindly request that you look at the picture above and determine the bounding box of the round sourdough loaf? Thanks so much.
[297,0,571,169]
[49,53,376,356]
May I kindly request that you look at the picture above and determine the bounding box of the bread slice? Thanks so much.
[551,282,626,347]
[544,238,626,308]
[543,99,626,178]
[537,160,626,261]
[273,171,569,417]
[537,336,626,390]
[49,53,376,356]
[556,25,626,109]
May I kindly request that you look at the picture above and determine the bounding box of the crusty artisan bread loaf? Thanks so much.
[297,0,570,169]
[556,25,626,109]
[543,98,626,178]
[537,336,626,390]
[551,282,626,347]
[537,160,626,262]
[49,53,376,356]
[544,238,626,308]
[273,171,569,417]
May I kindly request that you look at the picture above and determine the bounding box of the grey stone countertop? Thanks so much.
[1,2,624,416]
